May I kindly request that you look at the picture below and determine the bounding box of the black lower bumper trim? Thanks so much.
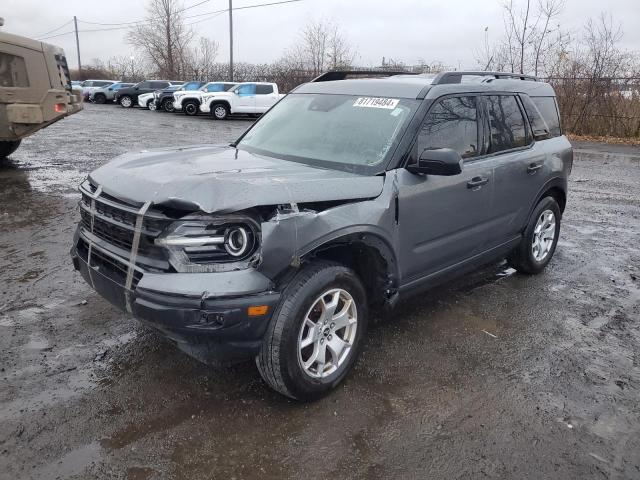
[71,245,280,363]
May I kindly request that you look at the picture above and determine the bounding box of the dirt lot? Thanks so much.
[1,103,639,480]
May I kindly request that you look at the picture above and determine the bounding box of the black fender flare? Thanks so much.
[522,176,567,231]
[299,226,400,291]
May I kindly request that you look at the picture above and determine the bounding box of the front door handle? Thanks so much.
[527,163,543,174]
[467,176,489,189]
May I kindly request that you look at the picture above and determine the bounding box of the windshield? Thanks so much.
[237,93,419,174]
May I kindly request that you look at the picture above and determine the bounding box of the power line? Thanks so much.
[36,19,73,38]
[38,30,76,40]
[38,0,305,38]
[77,0,215,27]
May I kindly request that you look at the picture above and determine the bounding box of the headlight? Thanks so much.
[155,217,259,272]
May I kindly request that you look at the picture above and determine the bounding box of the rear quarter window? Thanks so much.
[0,52,29,87]
[532,97,562,137]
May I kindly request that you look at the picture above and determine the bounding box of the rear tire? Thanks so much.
[147,99,156,110]
[211,103,229,120]
[93,93,106,104]
[183,100,199,116]
[256,261,368,401]
[119,95,133,108]
[0,140,21,158]
[508,196,561,274]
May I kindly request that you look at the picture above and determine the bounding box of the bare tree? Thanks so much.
[183,37,220,80]
[127,0,194,79]
[106,55,148,82]
[476,0,566,76]
[281,19,357,76]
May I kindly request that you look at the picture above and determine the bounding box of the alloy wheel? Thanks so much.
[532,209,556,261]
[297,288,358,379]
[214,106,227,119]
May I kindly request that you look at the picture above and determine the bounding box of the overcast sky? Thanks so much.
[3,0,639,70]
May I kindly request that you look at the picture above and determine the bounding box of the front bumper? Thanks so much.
[71,228,280,363]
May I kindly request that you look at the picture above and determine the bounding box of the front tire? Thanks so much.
[508,196,561,274]
[119,95,133,108]
[183,100,199,116]
[93,93,106,104]
[0,140,21,158]
[147,100,156,111]
[211,103,229,120]
[256,261,368,401]
[162,98,175,112]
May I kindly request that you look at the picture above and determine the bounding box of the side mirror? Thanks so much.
[407,148,463,176]
[134,86,139,91]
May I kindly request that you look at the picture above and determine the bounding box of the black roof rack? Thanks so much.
[311,70,418,82]
[432,71,539,85]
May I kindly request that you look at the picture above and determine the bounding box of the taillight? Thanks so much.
[54,103,67,113]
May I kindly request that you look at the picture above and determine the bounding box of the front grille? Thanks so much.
[77,238,142,289]
[78,181,174,284]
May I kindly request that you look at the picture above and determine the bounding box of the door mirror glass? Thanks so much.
[407,148,463,176]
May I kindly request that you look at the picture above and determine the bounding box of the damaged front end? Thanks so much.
[70,149,400,364]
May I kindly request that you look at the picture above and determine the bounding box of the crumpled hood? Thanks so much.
[88,145,385,213]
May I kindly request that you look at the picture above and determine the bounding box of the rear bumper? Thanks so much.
[71,230,281,363]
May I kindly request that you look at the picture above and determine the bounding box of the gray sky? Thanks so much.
[3,0,640,70]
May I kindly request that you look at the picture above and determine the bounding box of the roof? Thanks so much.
[293,72,556,99]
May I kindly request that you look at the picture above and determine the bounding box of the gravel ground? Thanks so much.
[1,103,639,480]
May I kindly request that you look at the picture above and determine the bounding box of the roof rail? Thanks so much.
[432,71,539,85]
[311,70,418,82]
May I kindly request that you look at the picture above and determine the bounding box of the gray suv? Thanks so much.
[71,71,572,400]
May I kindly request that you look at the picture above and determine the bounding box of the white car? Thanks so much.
[173,82,238,116]
[137,92,156,109]
[200,82,284,120]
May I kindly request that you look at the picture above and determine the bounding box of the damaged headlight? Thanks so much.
[155,217,260,272]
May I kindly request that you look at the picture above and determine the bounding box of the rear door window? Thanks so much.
[532,97,562,137]
[0,52,29,87]
[417,96,479,159]
[256,84,274,95]
[237,84,257,96]
[150,81,168,89]
[485,95,529,153]
[206,83,225,92]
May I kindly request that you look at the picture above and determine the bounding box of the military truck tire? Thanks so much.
[0,140,21,158]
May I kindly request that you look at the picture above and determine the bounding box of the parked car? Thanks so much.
[137,91,156,109]
[173,82,238,116]
[115,80,183,108]
[79,79,116,101]
[89,82,134,104]
[71,70,572,400]
[154,81,205,112]
[200,82,284,119]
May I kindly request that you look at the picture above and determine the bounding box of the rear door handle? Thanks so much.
[467,176,489,189]
[527,163,543,174]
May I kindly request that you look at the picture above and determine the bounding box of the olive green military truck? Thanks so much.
[0,17,82,157]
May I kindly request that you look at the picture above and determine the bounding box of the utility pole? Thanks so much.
[73,16,82,76]
[228,0,234,82]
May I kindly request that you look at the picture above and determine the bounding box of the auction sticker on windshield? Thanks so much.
[353,97,400,109]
